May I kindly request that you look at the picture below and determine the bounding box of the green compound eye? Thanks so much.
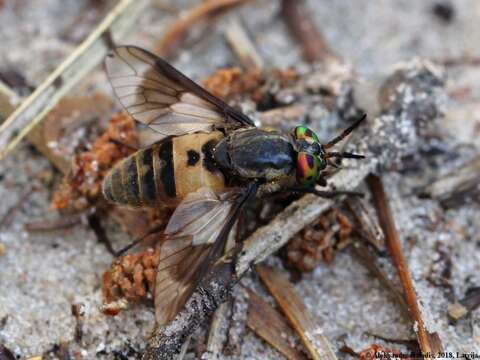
[294,126,319,143]
[296,152,321,186]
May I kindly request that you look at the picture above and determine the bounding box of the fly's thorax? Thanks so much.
[102,131,226,208]
[213,128,295,181]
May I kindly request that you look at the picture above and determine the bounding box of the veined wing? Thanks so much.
[105,46,254,140]
[154,184,257,325]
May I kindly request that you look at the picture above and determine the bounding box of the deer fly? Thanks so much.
[102,46,366,325]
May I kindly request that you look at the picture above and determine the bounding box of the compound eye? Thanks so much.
[296,152,321,186]
[294,126,319,144]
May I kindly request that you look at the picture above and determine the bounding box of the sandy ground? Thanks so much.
[0,0,479,359]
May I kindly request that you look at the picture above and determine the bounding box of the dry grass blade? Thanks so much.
[367,174,443,355]
[0,0,148,161]
[156,0,256,57]
[205,302,230,355]
[246,289,307,360]
[224,17,264,70]
[257,266,337,360]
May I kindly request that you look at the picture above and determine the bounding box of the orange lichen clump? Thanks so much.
[202,67,298,104]
[287,209,353,272]
[52,112,138,211]
[102,247,160,314]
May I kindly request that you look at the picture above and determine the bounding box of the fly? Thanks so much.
[102,46,366,325]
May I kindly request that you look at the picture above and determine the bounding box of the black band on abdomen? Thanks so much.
[158,138,176,198]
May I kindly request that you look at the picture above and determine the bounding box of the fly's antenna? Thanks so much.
[325,151,365,159]
[322,113,367,150]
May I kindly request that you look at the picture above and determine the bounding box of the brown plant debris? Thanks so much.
[346,197,385,251]
[367,174,443,354]
[71,303,84,343]
[286,208,353,272]
[257,265,337,360]
[246,289,307,360]
[102,247,160,313]
[28,94,114,174]
[52,112,138,211]
[448,286,480,321]
[420,154,480,208]
[155,0,256,58]
[357,344,407,360]
[201,67,299,106]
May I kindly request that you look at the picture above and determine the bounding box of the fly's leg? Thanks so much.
[113,223,165,257]
[109,138,139,151]
[257,180,286,198]
[289,186,363,198]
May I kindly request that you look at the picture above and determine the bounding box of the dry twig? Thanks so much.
[155,0,256,58]
[281,0,338,64]
[367,174,443,355]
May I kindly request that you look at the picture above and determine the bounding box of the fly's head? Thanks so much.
[292,125,326,187]
[291,114,367,188]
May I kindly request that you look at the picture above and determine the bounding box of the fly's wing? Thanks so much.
[154,184,257,325]
[105,46,254,140]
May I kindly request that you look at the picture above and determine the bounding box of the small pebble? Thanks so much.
[432,1,455,23]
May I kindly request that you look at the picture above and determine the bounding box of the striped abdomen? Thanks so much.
[102,131,226,208]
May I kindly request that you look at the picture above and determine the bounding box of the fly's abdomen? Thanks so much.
[172,131,226,199]
[102,132,226,208]
[102,139,178,208]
